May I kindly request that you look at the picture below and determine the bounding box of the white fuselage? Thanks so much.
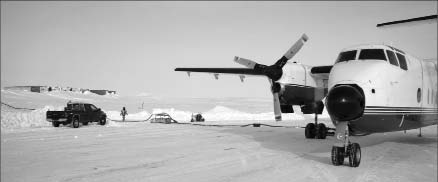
[276,44,437,134]
[328,44,437,133]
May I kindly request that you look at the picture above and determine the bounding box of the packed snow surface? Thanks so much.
[1,123,436,182]
[1,89,437,182]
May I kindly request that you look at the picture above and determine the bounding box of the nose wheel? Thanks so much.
[331,121,361,167]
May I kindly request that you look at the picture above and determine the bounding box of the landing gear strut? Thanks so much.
[331,121,361,167]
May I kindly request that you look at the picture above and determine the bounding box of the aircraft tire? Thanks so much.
[305,123,316,138]
[348,143,361,167]
[316,123,327,139]
[331,146,344,166]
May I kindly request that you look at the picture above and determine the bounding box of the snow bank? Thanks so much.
[104,105,307,123]
[1,104,331,132]
[1,105,63,130]
[1,89,332,131]
[106,110,151,121]
[203,106,304,121]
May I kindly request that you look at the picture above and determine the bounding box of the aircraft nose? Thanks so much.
[326,85,365,122]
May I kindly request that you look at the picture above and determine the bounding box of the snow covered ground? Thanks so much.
[1,123,436,182]
[1,90,437,182]
[1,89,332,131]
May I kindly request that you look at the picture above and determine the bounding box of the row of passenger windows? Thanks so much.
[336,49,408,70]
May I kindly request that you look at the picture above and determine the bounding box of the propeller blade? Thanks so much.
[234,56,258,69]
[275,34,308,68]
[273,92,282,121]
[270,80,282,121]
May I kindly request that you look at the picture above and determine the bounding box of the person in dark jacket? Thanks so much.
[120,107,128,122]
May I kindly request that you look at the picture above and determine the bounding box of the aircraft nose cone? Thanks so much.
[326,85,365,121]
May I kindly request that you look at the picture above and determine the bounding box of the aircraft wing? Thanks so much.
[174,68,264,76]
[376,15,437,27]
[311,65,332,74]
[174,67,266,81]
[310,65,332,80]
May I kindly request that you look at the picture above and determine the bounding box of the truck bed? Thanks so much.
[46,111,68,122]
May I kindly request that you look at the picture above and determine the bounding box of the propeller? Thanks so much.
[234,57,258,69]
[235,34,309,121]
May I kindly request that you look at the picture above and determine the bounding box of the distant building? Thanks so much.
[4,86,48,93]
[4,86,116,95]
[89,90,116,95]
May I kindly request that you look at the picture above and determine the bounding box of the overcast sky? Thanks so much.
[1,1,437,98]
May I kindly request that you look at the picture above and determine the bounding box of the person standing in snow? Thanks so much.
[120,107,128,122]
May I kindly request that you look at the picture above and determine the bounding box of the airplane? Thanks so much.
[175,15,438,167]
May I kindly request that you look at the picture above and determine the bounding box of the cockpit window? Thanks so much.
[388,45,405,54]
[336,50,357,63]
[385,50,399,66]
[358,49,387,61]
[396,53,408,70]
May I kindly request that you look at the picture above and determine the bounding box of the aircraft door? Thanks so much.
[388,54,422,108]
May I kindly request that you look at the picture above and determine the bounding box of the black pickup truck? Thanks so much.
[46,102,107,128]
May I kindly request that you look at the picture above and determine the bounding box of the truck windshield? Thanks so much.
[336,50,357,63]
[358,49,386,61]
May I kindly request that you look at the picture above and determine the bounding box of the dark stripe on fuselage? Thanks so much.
[366,106,438,110]
[365,106,438,113]
[349,111,438,135]
[364,112,438,115]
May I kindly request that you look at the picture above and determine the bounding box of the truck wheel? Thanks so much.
[99,117,106,125]
[72,118,80,128]
[52,121,60,127]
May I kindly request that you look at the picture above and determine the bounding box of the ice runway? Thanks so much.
[2,122,436,182]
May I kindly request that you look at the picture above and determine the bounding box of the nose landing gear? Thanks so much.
[331,121,361,167]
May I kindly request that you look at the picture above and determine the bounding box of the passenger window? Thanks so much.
[84,104,92,111]
[79,104,85,111]
[385,50,399,66]
[72,104,80,111]
[336,50,357,63]
[359,49,386,61]
[396,53,408,70]
[90,105,98,111]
